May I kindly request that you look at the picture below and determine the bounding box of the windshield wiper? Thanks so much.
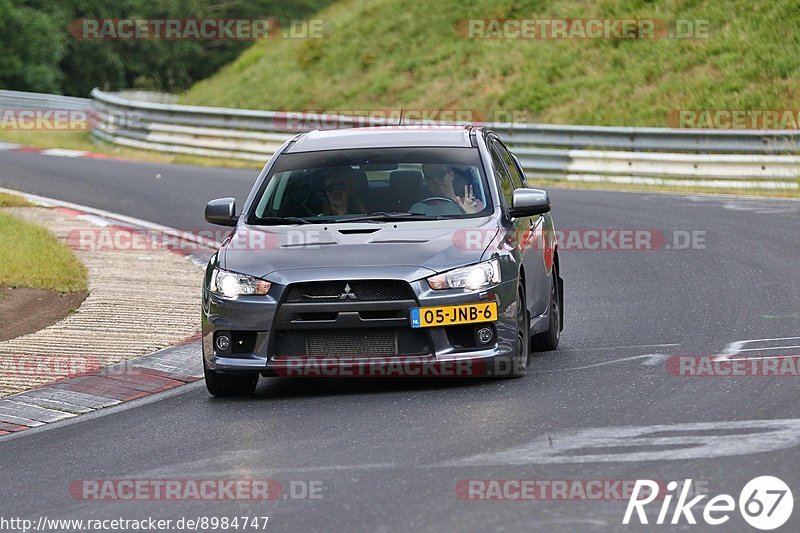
[338,212,441,223]
[251,216,312,226]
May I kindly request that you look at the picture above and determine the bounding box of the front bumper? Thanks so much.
[202,276,520,378]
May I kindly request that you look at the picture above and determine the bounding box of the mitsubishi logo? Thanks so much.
[340,283,357,300]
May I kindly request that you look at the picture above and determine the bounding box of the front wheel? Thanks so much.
[507,285,530,378]
[204,364,259,397]
[531,272,561,352]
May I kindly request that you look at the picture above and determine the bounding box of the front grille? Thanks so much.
[274,280,424,358]
[284,280,415,303]
[273,328,429,358]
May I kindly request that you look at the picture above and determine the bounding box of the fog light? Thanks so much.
[477,327,494,344]
[216,335,231,352]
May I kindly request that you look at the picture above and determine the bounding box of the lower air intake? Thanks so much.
[274,328,428,358]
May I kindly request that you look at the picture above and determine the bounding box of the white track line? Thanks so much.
[540,353,671,372]
[40,148,89,158]
[718,337,800,360]
[567,343,679,352]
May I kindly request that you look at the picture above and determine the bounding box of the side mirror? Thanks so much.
[509,188,550,217]
[205,198,238,227]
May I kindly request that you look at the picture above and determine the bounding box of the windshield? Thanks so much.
[248,147,491,224]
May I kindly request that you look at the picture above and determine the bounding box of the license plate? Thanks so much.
[410,302,498,328]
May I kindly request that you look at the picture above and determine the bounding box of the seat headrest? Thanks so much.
[390,169,424,190]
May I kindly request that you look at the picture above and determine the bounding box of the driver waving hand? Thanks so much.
[423,164,485,214]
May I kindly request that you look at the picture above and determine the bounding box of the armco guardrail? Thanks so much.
[0,89,91,111]
[2,89,798,189]
[87,89,800,189]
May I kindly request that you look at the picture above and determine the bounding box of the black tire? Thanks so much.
[204,364,259,397]
[531,272,561,352]
[506,285,530,378]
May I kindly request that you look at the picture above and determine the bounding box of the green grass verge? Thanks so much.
[0,210,88,293]
[181,0,800,128]
[0,193,34,207]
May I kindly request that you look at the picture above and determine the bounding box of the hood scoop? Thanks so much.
[338,227,381,235]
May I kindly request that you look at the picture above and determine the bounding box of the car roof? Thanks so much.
[285,126,478,153]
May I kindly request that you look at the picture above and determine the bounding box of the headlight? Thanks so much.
[427,258,501,290]
[210,268,270,297]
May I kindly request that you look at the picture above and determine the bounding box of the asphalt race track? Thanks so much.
[2,149,800,532]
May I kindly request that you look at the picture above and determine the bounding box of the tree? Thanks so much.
[0,0,66,93]
[0,0,335,96]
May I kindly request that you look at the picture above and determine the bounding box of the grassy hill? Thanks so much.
[181,0,800,127]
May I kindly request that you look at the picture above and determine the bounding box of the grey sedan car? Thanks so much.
[202,126,562,395]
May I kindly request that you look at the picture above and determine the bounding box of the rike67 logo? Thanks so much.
[623,476,793,530]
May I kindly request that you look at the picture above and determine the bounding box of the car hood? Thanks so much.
[219,217,499,283]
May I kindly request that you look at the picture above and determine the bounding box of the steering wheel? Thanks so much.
[416,196,464,214]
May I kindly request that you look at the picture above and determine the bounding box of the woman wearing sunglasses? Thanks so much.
[321,168,367,216]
